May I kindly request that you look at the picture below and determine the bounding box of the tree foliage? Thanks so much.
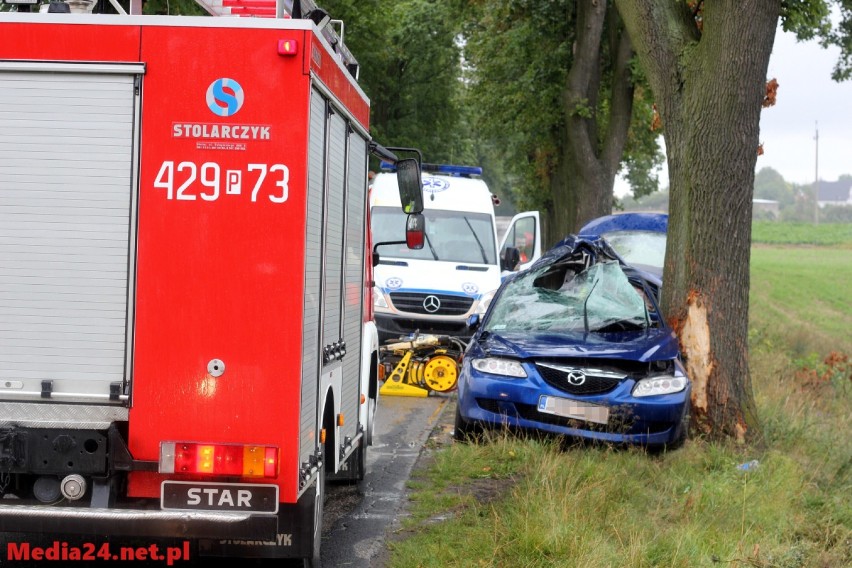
[781,0,852,80]
[142,0,206,15]
[322,0,469,164]
[754,167,796,205]
[459,0,663,242]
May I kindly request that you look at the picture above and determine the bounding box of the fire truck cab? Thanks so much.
[0,1,423,565]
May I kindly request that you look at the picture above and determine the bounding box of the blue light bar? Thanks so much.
[379,161,482,177]
[423,163,483,176]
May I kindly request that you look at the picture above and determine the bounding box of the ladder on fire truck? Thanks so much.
[105,0,358,77]
[193,0,359,76]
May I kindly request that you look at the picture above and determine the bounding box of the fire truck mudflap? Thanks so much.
[0,2,424,565]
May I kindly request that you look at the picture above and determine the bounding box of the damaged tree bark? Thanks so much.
[614,0,776,442]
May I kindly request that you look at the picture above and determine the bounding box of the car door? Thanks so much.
[498,211,541,273]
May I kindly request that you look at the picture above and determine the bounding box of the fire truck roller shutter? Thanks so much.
[322,111,345,358]
[340,130,368,449]
[300,89,328,468]
[0,63,142,403]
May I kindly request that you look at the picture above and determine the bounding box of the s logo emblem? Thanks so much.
[207,78,245,117]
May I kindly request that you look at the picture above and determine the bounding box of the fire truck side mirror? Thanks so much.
[405,213,425,250]
[396,158,423,215]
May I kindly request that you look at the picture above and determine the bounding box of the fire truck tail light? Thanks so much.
[278,39,299,56]
[160,442,278,478]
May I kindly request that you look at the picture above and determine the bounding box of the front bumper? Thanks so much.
[375,313,472,343]
[457,366,690,447]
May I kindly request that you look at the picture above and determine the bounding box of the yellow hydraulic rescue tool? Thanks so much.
[379,334,466,397]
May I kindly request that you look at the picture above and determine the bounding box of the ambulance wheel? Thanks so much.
[304,459,325,568]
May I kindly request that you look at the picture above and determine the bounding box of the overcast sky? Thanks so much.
[760,25,852,185]
[618,23,852,196]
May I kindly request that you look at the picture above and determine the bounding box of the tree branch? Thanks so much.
[602,16,635,178]
[563,0,608,170]
[614,0,699,111]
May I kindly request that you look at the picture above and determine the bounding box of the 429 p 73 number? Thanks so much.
[153,161,289,203]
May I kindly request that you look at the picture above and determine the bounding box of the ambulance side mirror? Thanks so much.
[500,246,521,272]
[396,158,423,214]
[406,213,425,250]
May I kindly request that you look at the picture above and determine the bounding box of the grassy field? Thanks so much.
[752,221,852,247]
[386,224,852,568]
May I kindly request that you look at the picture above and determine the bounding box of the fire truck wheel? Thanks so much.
[305,458,325,568]
[351,439,367,482]
[365,396,377,446]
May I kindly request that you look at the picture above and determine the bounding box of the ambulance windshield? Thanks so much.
[371,207,497,265]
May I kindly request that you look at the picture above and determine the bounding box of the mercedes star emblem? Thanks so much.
[422,295,441,313]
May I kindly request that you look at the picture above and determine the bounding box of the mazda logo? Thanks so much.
[566,371,586,386]
[422,295,441,313]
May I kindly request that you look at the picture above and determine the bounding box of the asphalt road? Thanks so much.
[0,394,452,568]
[320,392,452,568]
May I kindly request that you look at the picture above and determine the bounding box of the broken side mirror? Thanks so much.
[467,314,480,331]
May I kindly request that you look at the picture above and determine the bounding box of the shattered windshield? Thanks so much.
[484,260,649,333]
[601,231,666,273]
[371,206,497,264]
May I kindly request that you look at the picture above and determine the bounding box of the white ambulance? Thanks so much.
[369,163,540,343]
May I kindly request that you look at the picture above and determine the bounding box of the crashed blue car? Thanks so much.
[455,235,689,450]
[576,212,668,294]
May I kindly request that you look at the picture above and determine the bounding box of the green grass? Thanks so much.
[387,240,852,568]
[749,246,852,354]
[752,221,852,246]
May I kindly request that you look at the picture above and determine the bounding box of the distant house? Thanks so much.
[753,199,780,218]
[816,179,852,208]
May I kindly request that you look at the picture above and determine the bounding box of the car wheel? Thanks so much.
[453,403,482,443]
[655,406,690,454]
[668,406,690,450]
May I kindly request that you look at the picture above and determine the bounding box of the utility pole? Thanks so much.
[814,121,819,225]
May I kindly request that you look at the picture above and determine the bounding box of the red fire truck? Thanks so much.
[0,1,424,565]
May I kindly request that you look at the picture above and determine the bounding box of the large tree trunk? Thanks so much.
[616,0,780,442]
[547,1,635,246]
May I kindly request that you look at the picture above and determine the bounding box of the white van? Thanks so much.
[369,163,540,343]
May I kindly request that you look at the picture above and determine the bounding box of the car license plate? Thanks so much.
[161,481,279,514]
[538,395,609,425]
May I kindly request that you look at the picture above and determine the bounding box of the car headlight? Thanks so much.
[632,373,687,397]
[373,287,389,309]
[475,289,498,315]
[471,357,527,378]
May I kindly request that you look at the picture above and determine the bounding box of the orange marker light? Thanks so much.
[278,39,299,56]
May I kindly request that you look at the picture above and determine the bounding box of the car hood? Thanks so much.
[475,328,680,363]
